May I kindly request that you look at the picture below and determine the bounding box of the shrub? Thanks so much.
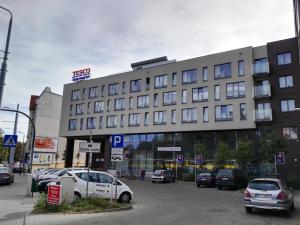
[286,176,300,189]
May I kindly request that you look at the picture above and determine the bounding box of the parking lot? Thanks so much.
[1,175,300,225]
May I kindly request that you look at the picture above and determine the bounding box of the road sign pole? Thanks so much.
[114,162,118,202]
[86,131,93,198]
[9,104,18,166]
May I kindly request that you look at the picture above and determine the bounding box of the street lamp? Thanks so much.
[0,6,13,108]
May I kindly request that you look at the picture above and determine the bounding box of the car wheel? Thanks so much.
[11,178,14,184]
[74,192,81,200]
[197,183,200,188]
[245,207,252,214]
[291,201,295,210]
[152,181,155,183]
[172,178,175,183]
[163,178,166,184]
[285,207,291,217]
[217,186,222,190]
[120,192,131,204]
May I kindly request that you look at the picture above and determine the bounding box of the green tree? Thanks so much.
[214,142,232,165]
[233,139,254,173]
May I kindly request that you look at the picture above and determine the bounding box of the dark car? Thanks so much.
[216,168,248,190]
[196,172,216,187]
[0,167,14,185]
[151,170,176,183]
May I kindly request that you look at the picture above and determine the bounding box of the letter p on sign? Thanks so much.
[112,134,124,148]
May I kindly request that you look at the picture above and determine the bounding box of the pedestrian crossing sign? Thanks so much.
[3,135,18,148]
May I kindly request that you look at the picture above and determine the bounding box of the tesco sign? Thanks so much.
[72,68,91,82]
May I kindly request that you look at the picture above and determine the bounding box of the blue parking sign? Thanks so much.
[112,134,124,148]
[195,155,203,165]
[275,152,285,165]
[176,155,184,164]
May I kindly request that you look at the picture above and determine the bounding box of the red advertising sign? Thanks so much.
[47,185,62,205]
[34,137,58,153]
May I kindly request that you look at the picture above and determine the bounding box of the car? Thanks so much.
[0,167,14,185]
[216,168,248,190]
[151,170,175,183]
[244,178,295,216]
[196,172,216,187]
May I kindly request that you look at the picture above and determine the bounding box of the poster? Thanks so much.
[33,153,53,164]
[34,136,58,153]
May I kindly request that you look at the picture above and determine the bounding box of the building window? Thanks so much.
[122,81,126,94]
[214,63,231,79]
[182,90,187,104]
[203,67,208,81]
[281,100,295,112]
[146,77,150,90]
[82,88,86,100]
[154,111,166,125]
[114,98,125,111]
[130,79,142,92]
[69,105,73,116]
[238,60,245,76]
[277,52,291,65]
[87,102,92,114]
[171,110,176,124]
[226,81,245,98]
[214,85,220,100]
[137,95,149,108]
[94,101,104,113]
[144,112,149,126]
[106,115,117,128]
[68,119,77,130]
[153,94,158,107]
[279,76,293,88]
[129,113,140,127]
[182,69,197,84]
[163,91,176,105]
[215,105,233,121]
[129,97,133,109]
[101,85,105,97]
[192,87,208,102]
[253,58,268,74]
[80,118,84,130]
[120,114,125,128]
[99,116,103,129]
[240,103,246,120]
[108,83,119,96]
[256,102,271,121]
[203,107,208,122]
[76,103,85,115]
[182,108,197,123]
[71,90,80,101]
[172,73,177,86]
[86,117,96,129]
[154,74,167,88]
[89,87,98,98]
[283,127,298,139]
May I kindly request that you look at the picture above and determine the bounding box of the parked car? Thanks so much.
[196,172,216,187]
[216,168,247,190]
[0,167,14,185]
[244,178,294,216]
[151,170,175,183]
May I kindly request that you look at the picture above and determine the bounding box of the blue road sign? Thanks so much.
[195,155,203,165]
[112,134,124,148]
[176,155,184,164]
[3,135,18,148]
[275,152,285,165]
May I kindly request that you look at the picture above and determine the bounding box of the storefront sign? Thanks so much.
[157,147,181,152]
[79,142,101,153]
[47,185,62,205]
[34,137,58,153]
[72,68,91,82]
[32,153,53,164]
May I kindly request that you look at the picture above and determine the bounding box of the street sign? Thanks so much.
[195,155,203,165]
[47,185,62,205]
[111,154,123,162]
[79,142,101,153]
[275,152,285,165]
[176,155,184,164]
[111,148,124,155]
[3,135,18,148]
[157,147,181,152]
[112,134,124,148]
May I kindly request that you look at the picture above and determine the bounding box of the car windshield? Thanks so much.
[200,173,211,176]
[217,169,232,176]
[0,167,8,173]
[249,180,280,190]
[154,170,164,175]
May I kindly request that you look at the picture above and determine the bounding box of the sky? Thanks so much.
[0,0,296,140]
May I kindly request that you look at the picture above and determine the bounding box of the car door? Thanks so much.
[97,173,114,199]
[76,172,97,197]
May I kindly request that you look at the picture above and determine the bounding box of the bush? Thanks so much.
[286,176,300,189]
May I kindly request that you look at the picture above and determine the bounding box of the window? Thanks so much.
[114,98,125,111]
[122,81,126,94]
[182,69,197,84]
[279,76,293,88]
[153,94,158,107]
[172,73,177,86]
[283,127,298,139]
[107,115,117,128]
[80,118,84,130]
[144,112,149,126]
[86,117,96,129]
[76,103,85,115]
[107,100,111,112]
[203,67,208,81]
[129,113,140,126]
[120,114,125,128]
[277,52,291,65]
[137,95,149,108]
[171,110,176,124]
[82,88,86,100]
[182,108,197,123]
[71,90,80,101]
[182,90,187,104]
[69,105,73,116]
[203,107,208,122]
[94,101,104,113]
[238,60,245,76]
[215,105,233,121]
[226,82,245,98]
[154,74,167,88]
[214,63,231,79]
[99,116,103,129]
[87,102,92,114]
[240,103,246,120]
[154,111,166,125]
[146,77,150,90]
[192,87,208,102]
[163,91,176,105]
[130,79,141,92]
[281,100,295,112]
[214,85,220,100]
[101,85,105,97]
[108,83,119,96]
[68,119,77,130]
[253,58,268,74]
[129,97,133,109]
[89,87,98,98]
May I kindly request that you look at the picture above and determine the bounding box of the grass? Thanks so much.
[32,193,127,214]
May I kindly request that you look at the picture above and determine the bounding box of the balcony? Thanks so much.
[253,85,271,99]
[255,109,273,122]
[252,61,270,77]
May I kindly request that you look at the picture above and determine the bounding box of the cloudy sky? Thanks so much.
[0,0,296,139]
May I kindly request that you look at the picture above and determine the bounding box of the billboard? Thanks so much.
[33,153,53,164]
[34,137,58,153]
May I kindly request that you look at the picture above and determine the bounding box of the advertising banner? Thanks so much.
[32,153,53,164]
[34,137,58,153]
[47,185,62,205]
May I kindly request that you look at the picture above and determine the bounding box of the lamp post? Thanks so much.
[0,6,13,109]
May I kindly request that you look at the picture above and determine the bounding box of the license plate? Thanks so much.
[222,177,229,180]
[255,194,271,199]
[201,178,207,181]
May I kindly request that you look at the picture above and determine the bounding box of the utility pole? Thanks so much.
[9,104,18,166]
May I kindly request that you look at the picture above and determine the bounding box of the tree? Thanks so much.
[214,142,232,165]
[233,139,254,173]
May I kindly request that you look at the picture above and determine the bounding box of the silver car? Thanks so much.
[244,178,294,216]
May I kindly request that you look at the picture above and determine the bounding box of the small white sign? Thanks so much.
[157,147,181,152]
[111,154,123,162]
[79,142,101,153]
[111,148,124,155]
